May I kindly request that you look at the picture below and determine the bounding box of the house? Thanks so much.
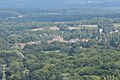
[47,36,64,44]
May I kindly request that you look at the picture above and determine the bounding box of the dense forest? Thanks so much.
[0,8,120,80]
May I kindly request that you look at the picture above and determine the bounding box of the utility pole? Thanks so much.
[1,64,8,80]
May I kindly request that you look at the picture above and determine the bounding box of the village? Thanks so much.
[18,23,119,49]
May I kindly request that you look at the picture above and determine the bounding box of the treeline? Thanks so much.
[0,46,120,80]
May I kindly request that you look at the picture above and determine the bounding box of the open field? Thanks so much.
[78,25,98,28]
[68,25,98,30]
[113,23,120,27]
[30,26,59,31]
[31,28,44,31]
[43,50,60,54]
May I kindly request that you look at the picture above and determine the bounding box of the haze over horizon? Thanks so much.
[0,0,120,9]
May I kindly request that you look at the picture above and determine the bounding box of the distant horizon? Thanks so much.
[0,0,120,9]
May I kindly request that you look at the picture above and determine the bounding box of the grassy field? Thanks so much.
[78,25,98,28]
[68,25,98,30]
[43,50,60,54]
